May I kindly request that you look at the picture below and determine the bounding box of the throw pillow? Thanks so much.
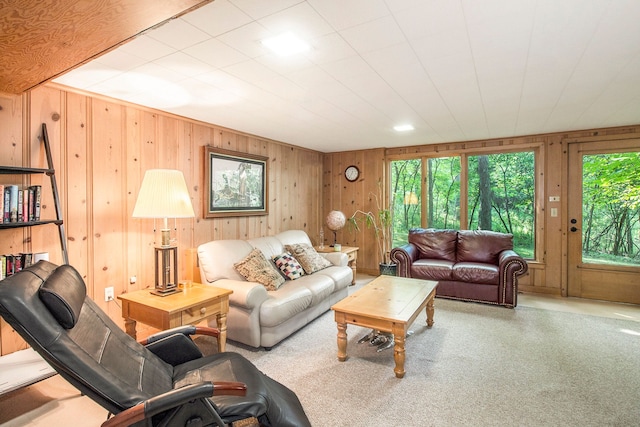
[273,252,305,280]
[234,248,285,291]
[285,243,332,274]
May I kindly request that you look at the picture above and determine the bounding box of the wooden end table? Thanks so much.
[118,283,232,352]
[332,275,438,378]
[315,245,359,285]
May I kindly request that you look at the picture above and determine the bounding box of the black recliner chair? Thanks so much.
[0,261,311,427]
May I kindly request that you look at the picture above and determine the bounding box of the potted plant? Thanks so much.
[347,182,396,276]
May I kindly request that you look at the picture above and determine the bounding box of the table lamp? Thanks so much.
[132,169,195,296]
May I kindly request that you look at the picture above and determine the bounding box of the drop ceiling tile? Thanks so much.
[340,16,405,54]
[153,52,215,78]
[230,0,304,20]
[392,1,465,40]
[255,52,315,75]
[258,2,334,40]
[307,0,389,31]
[118,35,177,61]
[320,55,372,82]
[222,59,281,84]
[53,62,122,89]
[92,49,149,72]
[304,32,357,65]
[183,38,249,68]
[146,18,211,50]
[181,0,252,37]
[216,22,272,58]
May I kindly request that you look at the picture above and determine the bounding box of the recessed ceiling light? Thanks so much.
[394,124,414,132]
[261,32,310,56]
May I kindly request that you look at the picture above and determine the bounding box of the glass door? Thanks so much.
[567,139,640,304]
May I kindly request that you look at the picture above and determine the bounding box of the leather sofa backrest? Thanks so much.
[457,230,513,264]
[409,228,458,262]
[198,239,253,283]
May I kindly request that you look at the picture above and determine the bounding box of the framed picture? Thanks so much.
[204,146,269,218]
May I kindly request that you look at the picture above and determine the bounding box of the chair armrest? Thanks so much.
[141,326,222,366]
[210,279,269,309]
[100,382,247,427]
[498,250,529,307]
[144,333,203,366]
[141,325,220,345]
[390,244,419,277]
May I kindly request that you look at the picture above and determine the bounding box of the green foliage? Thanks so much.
[468,152,535,256]
[582,152,640,264]
[391,152,535,258]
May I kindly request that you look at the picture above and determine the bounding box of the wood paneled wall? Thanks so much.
[0,85,323,355]
[2,83,640,355]
[323,126,640,296]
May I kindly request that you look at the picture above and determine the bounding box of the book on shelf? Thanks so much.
[31,185,42,221]
[0,253,37,279]
[8,185,18,222]
[1,184,42,223]
[3,186,9,223]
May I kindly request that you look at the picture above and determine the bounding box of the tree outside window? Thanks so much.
[390,151,535,258]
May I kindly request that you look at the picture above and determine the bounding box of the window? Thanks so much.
[391,151,535,258]
[467,152,535,258]
[390,157,460,247]
[582,152,640,266]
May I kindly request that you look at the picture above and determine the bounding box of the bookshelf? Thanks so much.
[0,123,68,394]
[0,123,68,264]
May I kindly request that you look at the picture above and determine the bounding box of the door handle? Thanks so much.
[570,227,578,232]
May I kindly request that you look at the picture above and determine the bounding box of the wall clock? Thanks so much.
[345,165,360,182]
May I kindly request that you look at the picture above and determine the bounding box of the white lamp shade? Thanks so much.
[132,169,195,219]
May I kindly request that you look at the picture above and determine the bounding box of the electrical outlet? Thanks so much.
[105,287,114,302]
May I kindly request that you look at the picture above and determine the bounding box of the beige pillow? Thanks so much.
[285,243,332,274]
[234,248,284,291]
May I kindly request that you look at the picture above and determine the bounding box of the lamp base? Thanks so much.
[150,286,179,297]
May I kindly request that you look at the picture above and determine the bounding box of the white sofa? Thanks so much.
[197,230,352,349]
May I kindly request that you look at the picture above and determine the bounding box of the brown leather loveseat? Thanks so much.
[390,228,528,308]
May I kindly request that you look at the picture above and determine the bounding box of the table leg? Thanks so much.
[216,313,228,353]
[124,318,137,340]
[392,324,406,378]
[336,321,348,361]
[426,295,435,327]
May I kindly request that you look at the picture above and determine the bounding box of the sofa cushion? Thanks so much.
[285,243,332,274]
[411,259,454,281]
[248,236,285,260]
[234,249,285,291]
[294,274,335,306]
[259,286,313,327]
[409,228,457,262]
[273,252,305,280]
[457,230,513,264]
[452,262,499,285]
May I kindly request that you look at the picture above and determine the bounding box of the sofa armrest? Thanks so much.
[498,250,529,307]
[209,279,269,309]
[321,252,348,267]
[390,244,419,277]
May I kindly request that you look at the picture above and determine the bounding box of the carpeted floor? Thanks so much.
[213,297,640,426]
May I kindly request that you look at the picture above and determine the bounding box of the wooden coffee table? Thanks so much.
[331,275,438,378]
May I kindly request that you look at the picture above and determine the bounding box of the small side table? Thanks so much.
[118,283,232,352]
[315,245,359,285]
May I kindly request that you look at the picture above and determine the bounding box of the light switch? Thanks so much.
[550,208,558,217]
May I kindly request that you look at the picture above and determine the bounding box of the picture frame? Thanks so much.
[204,146,269,218]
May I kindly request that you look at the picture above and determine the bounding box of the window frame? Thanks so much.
[387,143,543,262]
